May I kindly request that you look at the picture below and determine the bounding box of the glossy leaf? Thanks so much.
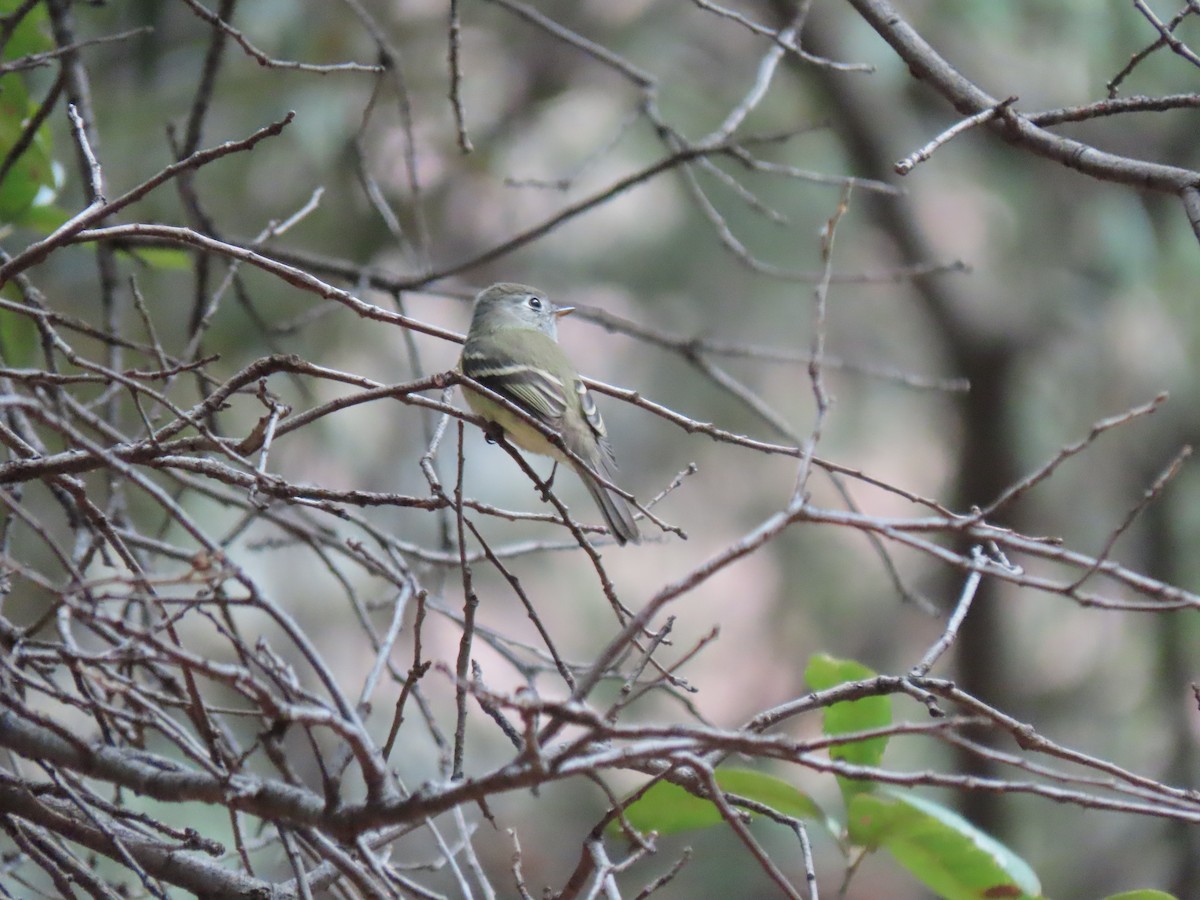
[119,246,195,271]
[0,5,59,228]
[0,308,39,367]
[0,0,52,60]
[804,654,891,799]
[17,201,69,233]
[849,791,1041,900]
[0,73,60,227]
[617,768,835,837]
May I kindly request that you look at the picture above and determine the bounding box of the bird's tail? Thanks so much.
[575,462,640,546]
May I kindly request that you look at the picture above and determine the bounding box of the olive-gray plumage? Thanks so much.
[460,283,639,545]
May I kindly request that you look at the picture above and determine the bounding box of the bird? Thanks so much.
[459,283,640,545]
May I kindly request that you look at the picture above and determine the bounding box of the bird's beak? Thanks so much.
[554,305,575,318]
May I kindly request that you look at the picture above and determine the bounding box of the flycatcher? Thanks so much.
[460,283,640,545]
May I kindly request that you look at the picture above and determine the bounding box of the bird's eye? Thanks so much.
[527,296,543,310]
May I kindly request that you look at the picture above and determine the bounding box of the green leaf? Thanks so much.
[617,768,836,837]
[1103,892,1179,900]
[0,308,39,367]
[15,200,69,233]
[0,78,37,218]
[0,74,59,225]
[848,791,1042,900]
[118,246,194,271]
[0,0,52,60]
[804,654,891,800]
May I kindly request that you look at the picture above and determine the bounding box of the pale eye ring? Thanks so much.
[527,296,543,310]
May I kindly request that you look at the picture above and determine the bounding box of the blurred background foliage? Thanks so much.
[5,0,1200,896]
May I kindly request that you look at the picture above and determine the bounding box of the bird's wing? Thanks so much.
[573,377,618,467]
[462,331,569,426]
